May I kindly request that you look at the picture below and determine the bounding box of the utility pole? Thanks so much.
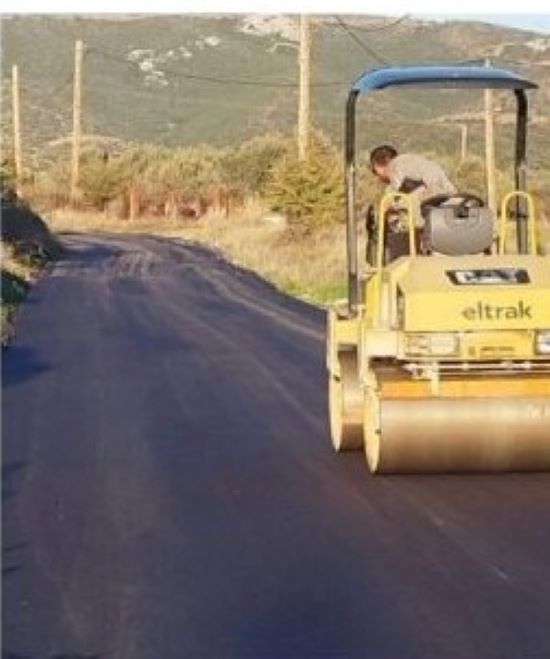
[11,65,23,197]
[484,58,497,214]
[70,39,84,205]
[460,123,468,163]
[298,14,311,162]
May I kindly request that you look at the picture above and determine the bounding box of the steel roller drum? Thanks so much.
[329,351,363,451]
[364,374,550,474]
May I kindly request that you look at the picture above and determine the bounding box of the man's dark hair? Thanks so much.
[370,145,398,169]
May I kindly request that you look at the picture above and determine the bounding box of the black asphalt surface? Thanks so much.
[3,233,550,659]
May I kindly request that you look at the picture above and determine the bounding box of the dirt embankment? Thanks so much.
[1,194,62,345]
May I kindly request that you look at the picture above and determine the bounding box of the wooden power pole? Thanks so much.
[298,15,311,162]
[484,59,497,214]
[460,123,468,163]
[70,39,84,204]
[11,65,23,197]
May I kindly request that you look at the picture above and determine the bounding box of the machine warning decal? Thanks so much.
[446,268,530,286]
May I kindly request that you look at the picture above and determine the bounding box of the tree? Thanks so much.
[264,132,344,231]
[79,150,130,210]
[220,133,289,196]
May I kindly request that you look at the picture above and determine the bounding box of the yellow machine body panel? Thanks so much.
[327,311,360,374]
[393,254,550,332]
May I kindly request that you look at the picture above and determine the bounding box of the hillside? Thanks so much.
[1,14,550,169]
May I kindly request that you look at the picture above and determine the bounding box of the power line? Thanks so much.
[21,74,74,100]
[49,74,75,98]
[88,46,297,87]
[440,57,548,71]
[332,16,390,66]
[20,102,68,123]
[336,15,410,34]
[87,46,346,88]
[496,58,550,70]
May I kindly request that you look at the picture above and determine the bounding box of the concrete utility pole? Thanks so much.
[460,123,468,163]
[298,14,311,162]
[70,39,84,205]
[484,59,497,214]
[11,64,23,197]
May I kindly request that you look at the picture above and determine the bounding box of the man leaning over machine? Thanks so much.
[370,144,457,200]
[366,144,459,261]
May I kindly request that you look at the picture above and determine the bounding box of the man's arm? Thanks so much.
[418,160,457,196]
[398,178,425,194]
[389,160,427,198]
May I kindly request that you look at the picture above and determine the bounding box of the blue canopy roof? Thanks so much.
[352,65,537,94]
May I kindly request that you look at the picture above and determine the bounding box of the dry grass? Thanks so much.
[173,202,348,303]
[45,208,186,236]
[45,201,348,303]
[540,224,550,255]
[46,203,549,306]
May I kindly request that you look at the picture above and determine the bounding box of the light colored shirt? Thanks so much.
[387,153,457,201]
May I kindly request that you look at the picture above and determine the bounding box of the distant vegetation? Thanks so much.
[4,127,548,308]
[2,127,549,229]
[1,14,549,306]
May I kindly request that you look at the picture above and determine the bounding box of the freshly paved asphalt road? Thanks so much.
[3,234,550,659]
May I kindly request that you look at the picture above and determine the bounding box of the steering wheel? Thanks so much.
[421,192,485,218]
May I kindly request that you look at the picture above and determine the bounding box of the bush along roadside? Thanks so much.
[1,192,62,346]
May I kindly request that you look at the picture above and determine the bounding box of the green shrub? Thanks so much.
[220,133,289,196]
[32,157,71,208]
[19,130,550,226]
[264,132,345,231]
[0,151,16,196]
[126,144,223,205]
[79,151,131,210]
[0,113,15,195]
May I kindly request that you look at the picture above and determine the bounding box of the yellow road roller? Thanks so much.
[327,64,550,473]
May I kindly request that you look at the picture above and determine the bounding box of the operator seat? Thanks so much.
[365,193,495,266]
[421,193,495,256]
